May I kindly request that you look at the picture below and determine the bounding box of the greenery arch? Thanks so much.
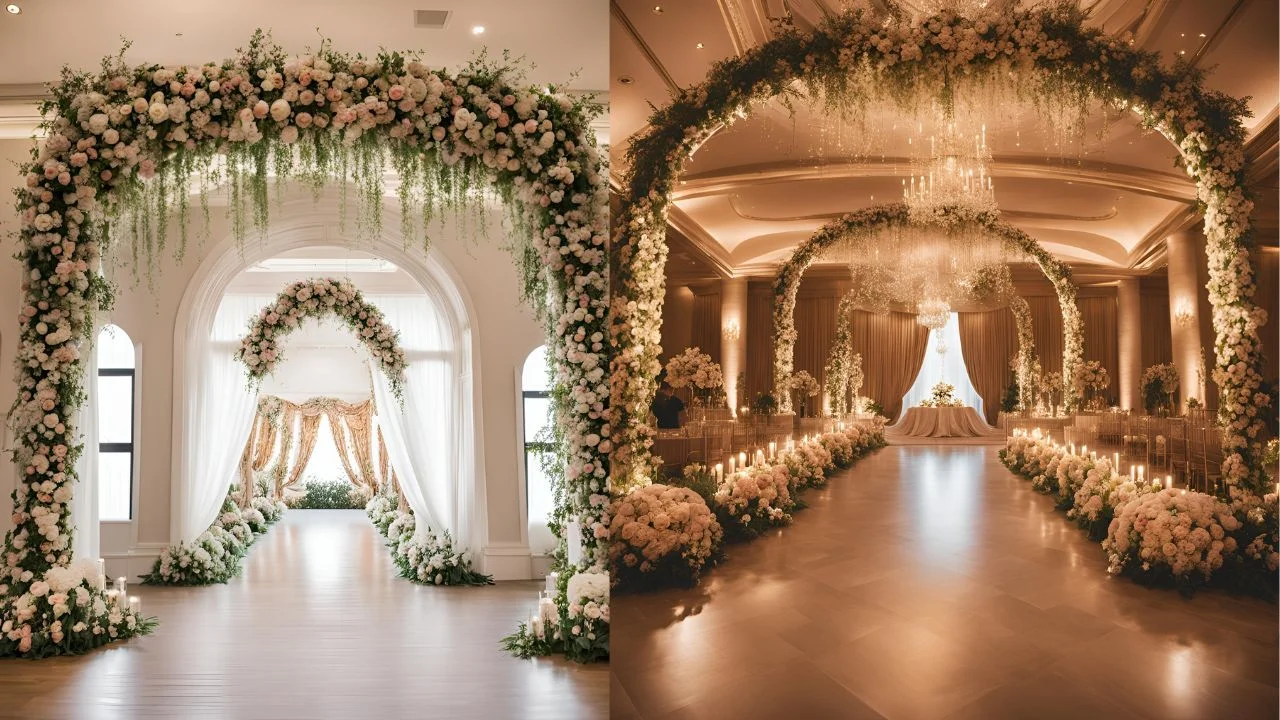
[770,203,1081,416]
[4,36,608,661]
[612,5,1267,500]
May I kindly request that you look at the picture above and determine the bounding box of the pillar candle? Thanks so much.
[544,571,558,596]
[95,558,106,579]
[128,596,141,615]
[115,577,127,597]
[738,451,747,468]
[714,463,723,483]
[768,442,776,460]
[728,457,736,474]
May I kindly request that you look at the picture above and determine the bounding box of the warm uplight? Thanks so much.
[1173,298,1195,326]
[5,4,19,14]
[723,319,741,341]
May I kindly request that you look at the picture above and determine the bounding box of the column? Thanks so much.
[1166,230,1205,409]
[720,276,748,416]
[1116,278,1142,411]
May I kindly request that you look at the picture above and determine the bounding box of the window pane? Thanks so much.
[97,376,133,444]
[99,451,132,521]
[526,447,556,555]
[523,396,551,444]
[521,345,549,392]
[97,325,135,369]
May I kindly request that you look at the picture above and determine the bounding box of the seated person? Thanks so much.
[651,382,686,430]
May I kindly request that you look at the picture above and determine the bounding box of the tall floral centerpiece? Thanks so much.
[663,347,725,407]
[1038,371,1063,416]
[1073,360,1111,411]
[919,382,964,408]
[785,371,821,418]
[1142,363,1181,416]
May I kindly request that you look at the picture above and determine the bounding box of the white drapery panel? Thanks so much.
[71,331,100,562]
[179,295,266,542]
[899,313,985,420]
[369,295,476,551]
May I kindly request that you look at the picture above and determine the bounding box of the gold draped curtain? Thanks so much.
[848,310,930,420]
[957,308,1018,424]
[239,396,385,504]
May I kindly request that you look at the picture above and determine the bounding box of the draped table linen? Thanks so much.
[889,406,1002,438]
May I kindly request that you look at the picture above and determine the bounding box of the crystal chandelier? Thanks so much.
[902,121,997,217]
[916,298,951,330]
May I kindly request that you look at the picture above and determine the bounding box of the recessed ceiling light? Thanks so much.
[617,75,634,85]
[696,42,705,49]
[1198,33,1206,38]
[5,4,19,14]
[652,5,663,14]
[472,25,485,35]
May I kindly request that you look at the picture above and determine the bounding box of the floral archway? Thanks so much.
[3,35,608,661]
[770,203,1076,415]
[611,5,1268,502]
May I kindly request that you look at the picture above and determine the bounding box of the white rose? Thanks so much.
[148,102,169,123]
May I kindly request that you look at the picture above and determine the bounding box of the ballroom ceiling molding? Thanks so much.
[673,157,1197,204]
[726,193,1121,224]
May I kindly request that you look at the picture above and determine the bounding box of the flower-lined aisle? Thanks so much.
[4,32,609,660]
[609,423,887,593]
[143,492,287,585]
[365,493,491,587]
[1001,431,1277,598]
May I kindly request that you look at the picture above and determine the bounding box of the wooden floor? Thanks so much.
[611,446,1279,720]
[0,510,607,720]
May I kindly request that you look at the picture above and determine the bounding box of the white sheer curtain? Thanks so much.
[179,295,266,542]
[369,295,476,551]
[71,330,99,562]
[899,312,985,420]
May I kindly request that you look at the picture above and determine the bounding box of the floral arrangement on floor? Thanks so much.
[142,490,288,586]
[236,278,408,398]
[364,491,492,587]
[1142,363,1181,415]
[0,558,157,658]
[502,567,609,663]
[919,382,965,408]
[608,481,722,591]
[663,347,724,402]
[1001,432,1276,597]
[609,425,886,592]
[6,31,610,659]
[1073,360,1111,409]
[611,1,1270,501]
[285,477,369,510]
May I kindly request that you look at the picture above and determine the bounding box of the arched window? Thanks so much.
[97,324,135,521]
[521,345,555,554]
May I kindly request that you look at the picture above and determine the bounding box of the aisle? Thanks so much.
[0,510,606,720]
[611,446,1277,720]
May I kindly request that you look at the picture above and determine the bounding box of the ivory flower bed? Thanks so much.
[610,424,886,592]
[1001,433,1277,597]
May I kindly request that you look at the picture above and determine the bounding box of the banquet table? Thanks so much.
[889,406,1001,438]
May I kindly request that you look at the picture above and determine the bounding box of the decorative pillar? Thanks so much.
[1166,229,1205,408]
[1116,278,1142,411]
[721,276,748,416]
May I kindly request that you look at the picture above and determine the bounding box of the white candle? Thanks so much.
[714,463,723,483]
[96,558,106,578]
[128,596,141,615]
[544,571,558,596]
[1165,475,1172,490]
[755,449,766,467]
[1114,452,1120,470]
[530,613,542,638]
[115,577,127,597]
[728,457,736,474]
[738,451,747,468]
[768,442,776,460]
[1138,466,1144,482]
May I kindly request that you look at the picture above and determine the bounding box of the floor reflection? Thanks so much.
[0,510,607,720]
[611,446,1278,720]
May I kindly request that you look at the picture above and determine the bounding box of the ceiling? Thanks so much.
[0,1,609,138]
[610,0,1280,283]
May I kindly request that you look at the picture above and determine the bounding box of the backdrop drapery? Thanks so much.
[900,313,985,417]
[369,295,478,553]
[958,307,1018,424]
[690,290,723,364]
[849,310,930,420]
[180,294,266,543]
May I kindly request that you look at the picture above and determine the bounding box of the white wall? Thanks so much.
[0,168,546,579]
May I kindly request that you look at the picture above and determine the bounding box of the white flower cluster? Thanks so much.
[1141,363,1180,396]
[919,382,964,408]
[663,347,724,391]
[364,493,489,586]
[236,278,407,397]
[610,483,721,582]
[144,492,287,585]
[0,558,151,657]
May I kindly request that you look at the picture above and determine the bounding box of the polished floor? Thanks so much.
[0,510,606,720]
[611,446,1279,720]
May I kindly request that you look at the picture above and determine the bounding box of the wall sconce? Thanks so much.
[1173,298,1195,327]
[723,319,741,341]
